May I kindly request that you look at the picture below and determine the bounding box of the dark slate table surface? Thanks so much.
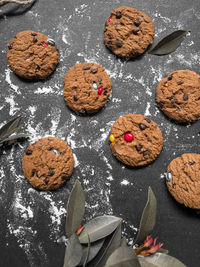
[0,0,199,266]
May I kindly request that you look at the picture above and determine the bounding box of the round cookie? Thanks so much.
[109,114,163,166]
[156,70,200,123]
[63,62,112,114]
[7,30,59,80]
[22,137,74,190]
[166,153,200,209]
[104,6,154,58]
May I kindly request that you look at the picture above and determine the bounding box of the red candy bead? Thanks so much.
[42,42,48,48]
[98,86,104,95]
[107,16,112,22]
[124,132,134,142]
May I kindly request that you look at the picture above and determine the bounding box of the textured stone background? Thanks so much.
[0,0,199,266]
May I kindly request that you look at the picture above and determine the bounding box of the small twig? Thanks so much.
[0,0,35,6]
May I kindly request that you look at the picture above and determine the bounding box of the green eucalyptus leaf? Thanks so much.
[63,233,83,267]
[79,238,105,266]
[149,30,190,55]
[65,180,85,237]
[138,253,186,267]
[83,234,91,267]
[104,246,141,267]
[0,116,22,141]
[134,187,157,244]
[79,216,122,244]
[94,222,122,267]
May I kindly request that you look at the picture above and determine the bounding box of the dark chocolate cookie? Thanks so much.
[104,6,154,58]
[63,62,112,114]
[22,137,74,190]
[109,114,163,166]
[7,31,59,80]
[156,70,200,122]
[166,153,200,209]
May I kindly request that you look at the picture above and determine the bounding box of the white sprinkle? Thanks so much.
[121,179,130,186]
[28,106,37,115]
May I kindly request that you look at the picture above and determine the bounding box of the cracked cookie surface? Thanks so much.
[166,153,200,209]
[156,69,200,122]
[63,62,112,114]
[104,6,154,58]
[109,114,163,167]
[22,137,74,190]
[7,30,59,80]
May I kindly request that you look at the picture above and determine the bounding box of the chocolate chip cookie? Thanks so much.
[63,62,112,114]
[156,70,200,123]
[104,6,154,58]
[22,137,74,190]
[109,114,163,166]
[166,153,200,209]
[7,31,59,80]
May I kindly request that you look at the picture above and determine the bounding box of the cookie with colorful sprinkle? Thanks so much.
[7,30,59,80]
[156,69,200,122]
[22,137,74,190]
[109,114,163,167]
[63,62,112,114]
[104,6,154,58]
[166,153,200,209]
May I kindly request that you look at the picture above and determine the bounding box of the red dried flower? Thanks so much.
[143,235,153,247]
[135,235,163,256]
[76,224,84,236]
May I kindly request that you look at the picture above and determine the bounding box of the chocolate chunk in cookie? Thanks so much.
[109,114,163,166]
[22,137,74,190]
[63,62,112,114]
[7,31,59,80]
[166,153,200,209]
[156,70,200,122]
[104,6,154,58]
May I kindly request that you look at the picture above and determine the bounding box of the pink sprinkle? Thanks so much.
[42,42,48,48]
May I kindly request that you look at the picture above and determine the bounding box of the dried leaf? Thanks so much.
[0,116,22,142]
[138,259,156,267]
[65,180,85,237]
[0,0,36,7]
[79,215,122,244]
[79,238,105,266]
[134,187,157,244]
[157,248,169,254]
[83,234,91,267]
[138,253,186,267]
[149,30,190,55]
[63,233,83,267]
[104,246,141,267]
[0,133,29,146]
[120,237,127,247]
[94,222,122,267]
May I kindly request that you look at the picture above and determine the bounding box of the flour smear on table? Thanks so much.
[0,1,199,266]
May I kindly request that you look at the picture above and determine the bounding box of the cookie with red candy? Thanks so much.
[104,6,154,58]
[7,30,59,80]
[109,114,163,166]
[63,62,112,114]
